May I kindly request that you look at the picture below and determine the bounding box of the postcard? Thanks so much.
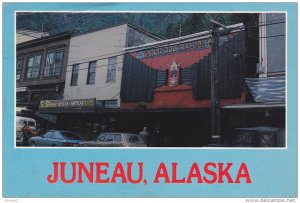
[2,2,298,201]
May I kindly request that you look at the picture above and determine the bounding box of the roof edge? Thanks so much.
[17,30,76,49]
[124,23,244,53]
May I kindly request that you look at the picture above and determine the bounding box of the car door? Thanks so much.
[113,134,123,147]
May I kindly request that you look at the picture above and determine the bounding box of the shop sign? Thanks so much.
[136,38,212,59]
[95,100,118,109]
[16,87,27,92]
[39,98,95,111]
[104,100,118,108]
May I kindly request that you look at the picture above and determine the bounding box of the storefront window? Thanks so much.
[92,123,99,133]
[104,100,118,108]
[85,122,99,133]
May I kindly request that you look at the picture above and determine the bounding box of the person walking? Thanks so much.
[139,127,150,146]
[151,126,160,147]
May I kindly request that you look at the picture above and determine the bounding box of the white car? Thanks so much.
[80,132,146,147]
[16,116,36,132]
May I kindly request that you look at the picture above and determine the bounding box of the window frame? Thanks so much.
[87,61,97,84]
[26,54,42,79]
[70,64,79,86]
[104,134,113,142]
[16,57,23,81]
[44,50,64,77]
[106,56,117,83]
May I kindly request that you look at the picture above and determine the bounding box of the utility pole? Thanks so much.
[178,23,182,38]
[210,20,222,144]
[41,23,45,37]
[209,18,244,144]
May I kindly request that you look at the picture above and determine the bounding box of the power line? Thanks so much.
[17,31,285,78]
[16,12,183,37]
[16,20,286,79]
[65,20,284,65]
[17,13,126,34]
[18,61,124,76]
[17,13,284,33]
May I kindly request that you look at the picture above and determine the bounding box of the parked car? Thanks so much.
[16,116,36,132]
[80,132,146,147]
[231,126,285,147]
[28,130,85,147]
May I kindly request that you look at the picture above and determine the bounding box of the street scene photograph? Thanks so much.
[15,12,286,148]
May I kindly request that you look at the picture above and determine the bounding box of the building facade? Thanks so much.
[118,23,246,146]
[38,24,162,139]
[16,31,75,125]
[221,13,286,146]
[258,13,286,77]
[63,24,162,106]
[16,31,75,108]
[20,16,285,147]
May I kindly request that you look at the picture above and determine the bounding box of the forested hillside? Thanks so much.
[16,13,258,39]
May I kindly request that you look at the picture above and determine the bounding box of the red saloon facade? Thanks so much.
[119,23,246,146]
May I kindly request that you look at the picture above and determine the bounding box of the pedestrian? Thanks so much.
[151,126,160,147]
[139,127,149,146]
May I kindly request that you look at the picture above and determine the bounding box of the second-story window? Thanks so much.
[71,64,79,86]
[44,51,64,77]
[16,58,23,81]
[106,57,117,82]
[87,61,96,84]
[27,54,42,79]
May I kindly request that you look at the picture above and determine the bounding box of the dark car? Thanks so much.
[28,130,85,147]
[231,127,285,147]
[80,132,146,147]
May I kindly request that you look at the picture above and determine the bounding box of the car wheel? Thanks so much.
[30,142,36,147]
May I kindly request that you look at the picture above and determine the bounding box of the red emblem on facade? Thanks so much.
[168,60,181,87]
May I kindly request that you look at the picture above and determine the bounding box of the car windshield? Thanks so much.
[28,121,35,126]
[96,135,105,141]
[60,132,83,141]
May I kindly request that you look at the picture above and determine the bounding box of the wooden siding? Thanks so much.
[121,31,245,104]
[192,32,245,99]
[121,54,156,102]
[180,66,193,86]
[156,69,168,88]
[127,27,160,47]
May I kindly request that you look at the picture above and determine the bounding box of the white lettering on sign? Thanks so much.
[16,87,27,92]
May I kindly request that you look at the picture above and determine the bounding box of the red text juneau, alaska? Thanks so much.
[47,162,252,184]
